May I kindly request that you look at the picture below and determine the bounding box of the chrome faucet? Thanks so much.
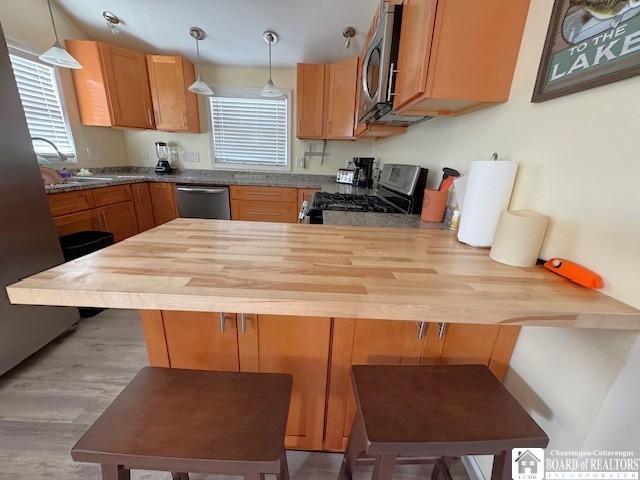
[31,137,68,163]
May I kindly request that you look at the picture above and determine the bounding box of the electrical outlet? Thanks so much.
[182,151,200,163]
[296,157,305,169]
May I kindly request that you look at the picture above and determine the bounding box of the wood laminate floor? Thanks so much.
[0,309,471,480]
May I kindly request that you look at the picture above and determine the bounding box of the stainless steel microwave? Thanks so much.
[358,3,403,124]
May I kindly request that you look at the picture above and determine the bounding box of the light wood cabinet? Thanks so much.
[149,182,178,225]
[163,311,239,371]
[324,319,520,451]
[131,183,156,232]
[146,55,200,132]
[92,184,132,207]
[66,40,154,129]
[48,190,94,217]
[296,64,327,139]
[237,314,332,450]
[53,210,100,237]
[230,186,298,223]
[325,57,358,139]
[392,0,530,116]
[96,201,139,242]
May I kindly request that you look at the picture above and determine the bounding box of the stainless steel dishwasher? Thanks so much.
[175,185,231,219]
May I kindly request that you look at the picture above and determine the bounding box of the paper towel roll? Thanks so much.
[457,160,518,247]
[490,210,550,267]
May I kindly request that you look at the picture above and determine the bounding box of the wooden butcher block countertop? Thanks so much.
[7,219,640,329]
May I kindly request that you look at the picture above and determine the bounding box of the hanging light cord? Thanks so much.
[268,35,273,82]
[46,0,60,43]
[194,37,202,80]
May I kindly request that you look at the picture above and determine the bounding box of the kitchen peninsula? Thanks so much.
[7,219,640,451]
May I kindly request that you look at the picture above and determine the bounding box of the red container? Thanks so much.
[421,189,448,222]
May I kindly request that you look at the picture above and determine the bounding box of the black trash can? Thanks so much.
[59,231,114,318]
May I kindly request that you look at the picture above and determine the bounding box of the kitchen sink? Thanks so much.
[69,176,113,182]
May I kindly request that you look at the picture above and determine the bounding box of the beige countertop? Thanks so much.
[7,219,640,329]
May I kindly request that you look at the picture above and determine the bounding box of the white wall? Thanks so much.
[0,0,129,168]
[124,65,372,174]
[375,0,640,457]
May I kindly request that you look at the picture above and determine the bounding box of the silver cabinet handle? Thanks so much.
[176,187,227,194]
[239,313,247,333]
[438,322,447,340]
[386,62,397,102]
[247,211,281,216]
[147,109,153,126]
[417,321,427,340]
[219,312,226,333]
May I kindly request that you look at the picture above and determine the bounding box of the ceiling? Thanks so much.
[54,0,379,67]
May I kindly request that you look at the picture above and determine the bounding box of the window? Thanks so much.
[9,46,76,161]
[209,88,290,170]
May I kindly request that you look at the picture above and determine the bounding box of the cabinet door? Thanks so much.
[296,63,327,139]
[147,55,200,132]
[422,324,520,382]
[131,183,156,232]
[325,57,358,139]
[231,200,298,223]
[48,190,94,216]
[163,311,240,371]
[100,43,155,129]
[53,210,100,237]
[149,182,178,225]
[324,318,426,451]
[97,201,139,242]
[92,184,132,207]
[392,0,438,111]
[237,314,331,451]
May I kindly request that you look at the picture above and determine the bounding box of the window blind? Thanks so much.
[210,95,288,167]
[9,53,76,158]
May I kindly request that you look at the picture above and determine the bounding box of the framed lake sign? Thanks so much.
[533,0,640,102]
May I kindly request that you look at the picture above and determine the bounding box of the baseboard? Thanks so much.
[462,455,486,480]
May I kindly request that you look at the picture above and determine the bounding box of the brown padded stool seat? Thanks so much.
[339,364,548,480]
[72,367,292,480]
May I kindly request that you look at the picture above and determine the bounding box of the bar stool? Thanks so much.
[71,367,292,480]
[339,365,548,480]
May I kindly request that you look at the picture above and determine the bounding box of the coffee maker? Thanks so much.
[154,142,173,175]
[352,158,375,188]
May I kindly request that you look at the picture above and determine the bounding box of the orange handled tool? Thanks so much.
[543,258,603,289]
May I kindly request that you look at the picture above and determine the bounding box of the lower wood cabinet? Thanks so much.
[131,182,156,232]
[53,210,100,237]
[96,201,139,242]
[230,186,299,223]
[149,182,179,225]
[138,312,519,453]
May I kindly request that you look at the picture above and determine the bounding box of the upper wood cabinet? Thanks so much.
[66,40,155,129]
[393,0,531,116]
[146,55,200,132]
[296,63,327,139]
[325,57,358,139]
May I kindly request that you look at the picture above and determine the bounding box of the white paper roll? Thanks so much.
[457,160,518,247]
[490,210,550,267]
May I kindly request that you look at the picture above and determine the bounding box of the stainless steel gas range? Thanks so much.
[300,164,428,224]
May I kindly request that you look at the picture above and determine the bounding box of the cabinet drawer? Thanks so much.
[232,200,298,223]
[92,184,133,207]
[230,185,298,203]
[48,190,95,216]
[53,210,100,237]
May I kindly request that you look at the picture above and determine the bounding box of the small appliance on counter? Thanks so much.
[336,168,357,185]
[353,157,375,188]
[301,163,427,224]
[154,141,173,175]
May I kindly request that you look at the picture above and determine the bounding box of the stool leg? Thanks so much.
[432,458,454,480]
[372,454,397,480]
[171,473,190,480]
[101,465,130,480]
[279,452,290,480]
[491,451,512,480]
[339,412,367,480]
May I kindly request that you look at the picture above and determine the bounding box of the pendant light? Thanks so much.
[260,31,283,98]
[188,27,213,96]
[39,0,82,69]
